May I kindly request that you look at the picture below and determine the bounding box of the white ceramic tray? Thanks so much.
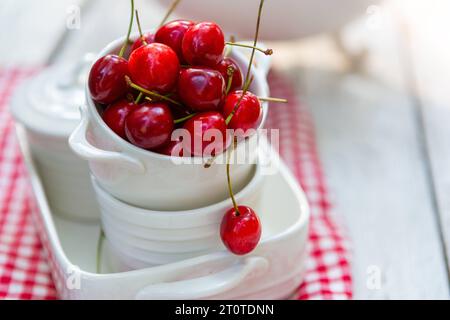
[16,124,310,300]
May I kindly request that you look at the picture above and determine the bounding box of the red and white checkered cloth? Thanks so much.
[0,67,352,300]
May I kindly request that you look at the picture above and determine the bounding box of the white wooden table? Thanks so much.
[2,0,450,299]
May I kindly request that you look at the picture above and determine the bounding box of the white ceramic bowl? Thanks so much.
[157,0,378,40]
[93,161,264,266]
[11,60,99,222]
[69,33,270,211]
[26,131,99,222]
[19,126,310,299]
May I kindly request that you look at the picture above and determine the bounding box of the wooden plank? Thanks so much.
[278,4,450,298]
[301,68,449,299]
[402,0,450,276]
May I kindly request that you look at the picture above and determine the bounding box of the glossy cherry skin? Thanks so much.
[220,206,262,255]
[88,55,129,104]
[155,140,187,157]
[182,22,225,67]
[131,33,155,53]
[155,20,195,61]
[128,43,180,94]
[178,68,226,112]
[125,102,174,150]
[214,58,243,92]
[102,99,135,139]
[222,90,262,135]
[183,112,228,157]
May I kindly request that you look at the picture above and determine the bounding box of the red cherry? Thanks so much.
[102,99,135,139]
[155,20,195,61]
[220,206,261,255]
[214,58,243,92]
[155,140,187,157]
[178,68,226,112]
[131,33,155,53]
[88,55,129,104]
[125,102,174,150]
[183,111,228,157]
[222,91,262,134]
[128,43,180,94]
[182,22,225,67]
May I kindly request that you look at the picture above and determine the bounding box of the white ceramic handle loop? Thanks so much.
[69,106,145,174]
[135,256,269,300]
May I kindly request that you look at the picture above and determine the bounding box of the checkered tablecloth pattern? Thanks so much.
[0,67,352,300]
[0,68,57,299]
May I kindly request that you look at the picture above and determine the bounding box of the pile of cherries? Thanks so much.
[89,18,263,158]
[90,0,274,257]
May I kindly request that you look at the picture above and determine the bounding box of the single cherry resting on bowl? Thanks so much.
[91,19,263,157]
[220,205,262,255]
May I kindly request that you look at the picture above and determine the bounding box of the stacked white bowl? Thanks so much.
[69,33,271,270]
[92,164,264,269]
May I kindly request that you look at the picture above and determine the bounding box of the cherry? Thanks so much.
[88,55,129,105]
[214,58,243,92]
[131,33,155,52]
[172,107,192,126]
[155,20,195,61]
[220,206,262,255]
[125,102,174,150]
[102,99,135,139]
[182,22,225,67]
[155,139,187,157]
[128,43,180,94]
[178,68,226,112]
[88,0,135,104]
[222,90,262,134]
[183,112,228,157]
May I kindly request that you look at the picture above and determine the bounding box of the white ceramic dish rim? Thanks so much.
[104,157,309,276]
[85,31,270,161]
[18,123,309,278]
[91,159,261,217]
[101,212,218,241]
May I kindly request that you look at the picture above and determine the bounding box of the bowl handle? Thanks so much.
[135,256,269,300]
[69,105,145,174]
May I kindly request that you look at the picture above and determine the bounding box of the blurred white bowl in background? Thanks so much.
[156,0,379,40]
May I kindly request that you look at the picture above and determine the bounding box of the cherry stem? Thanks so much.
[224,36,236,57]
[119,0,135,58]
[135,92,144,104]
[96,229,105,274]
[158,0,182,28]
[258,97,288,103]
[135,9,147,46]
[244,0,265,86]
[225,76,253,125]
[225,0,265,125]
[226,66,235,95]
[125,76,182,106]
[226,138,240,215]
[226,42,273,56]
[174,113,196,124]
